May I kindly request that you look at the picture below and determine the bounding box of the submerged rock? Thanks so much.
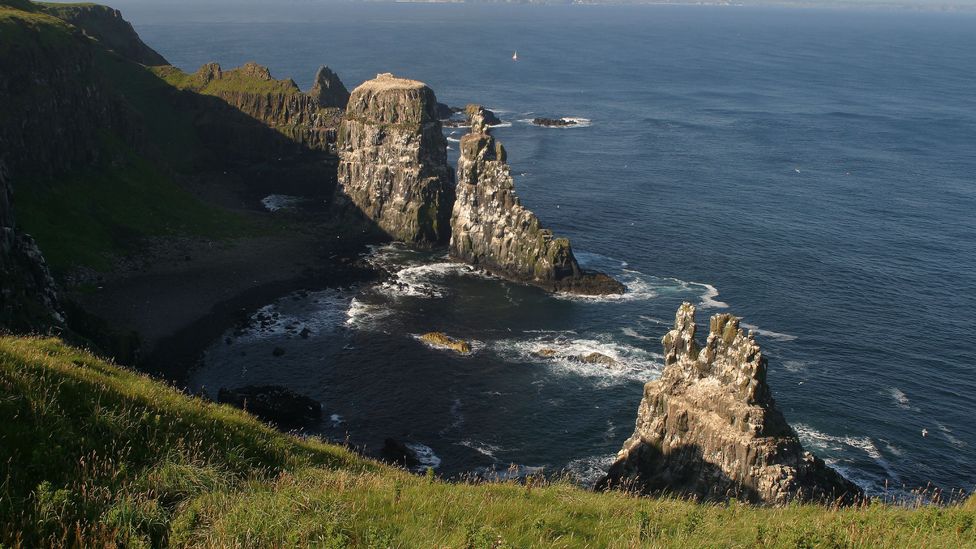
[598,303,863,505]
[419,332,472,355]
[217,385,322,430]
[449,105,624,295]
[336,73,455,247]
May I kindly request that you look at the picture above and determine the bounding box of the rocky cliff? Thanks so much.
[160,61,348,154]
[0,163,62,331]
[336,73,455,246]
[599,303,863,505]
[36,2,168,66]
[449,107,623,294]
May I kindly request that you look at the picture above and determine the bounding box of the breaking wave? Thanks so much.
[492,333,662,383]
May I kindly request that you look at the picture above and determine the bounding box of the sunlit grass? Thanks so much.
[1,335,974,547]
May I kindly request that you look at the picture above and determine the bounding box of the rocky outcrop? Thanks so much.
[217,385,322,430]
[0,164,62,331]
[336,73,455,246]
[449,106,623,295]
[532,117,578,127]
[599,303,863,505]
[37,2,168,66]
[174,62,348,153]
[310,66,350,109]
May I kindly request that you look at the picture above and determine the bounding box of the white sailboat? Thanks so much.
[512,50,518,61]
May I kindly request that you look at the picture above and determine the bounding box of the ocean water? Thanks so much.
[130,4,976,495]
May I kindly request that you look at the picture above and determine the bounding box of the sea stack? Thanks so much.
[449,106,623,295]
[599,303,863,505]
[336,73,454,247]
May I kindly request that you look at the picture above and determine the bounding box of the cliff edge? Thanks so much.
[449,106,623,295]
[599,302,863,505]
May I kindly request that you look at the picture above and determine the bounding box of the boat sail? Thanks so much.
[512,50,518,61]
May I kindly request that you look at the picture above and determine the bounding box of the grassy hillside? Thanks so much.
[1,336,973,548]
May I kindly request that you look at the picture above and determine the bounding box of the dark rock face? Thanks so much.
[310,66,351,109]
[0,164,62,332]
[381,438,421,469]
[217,385,322,431]
[336,73,455,247]
[184,62,346,154]
[449,106,624,295]
[532,117,578,127]
[37,3,168,66]
[599,303,864,505]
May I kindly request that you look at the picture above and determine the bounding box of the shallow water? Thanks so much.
[131,4,976,495]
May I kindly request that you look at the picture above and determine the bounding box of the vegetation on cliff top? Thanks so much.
[1,336,974,548]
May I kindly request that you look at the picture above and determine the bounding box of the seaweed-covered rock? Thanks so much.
[599,303,864,505]
[419,332,472,354]
[217,385,322,430]
[449,106,623,295]
[336,73,455,247]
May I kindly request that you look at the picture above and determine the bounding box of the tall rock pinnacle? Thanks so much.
[599,303,863,505]
[311,66,350,109]
[449,105,623,295]
[336,73,454,247]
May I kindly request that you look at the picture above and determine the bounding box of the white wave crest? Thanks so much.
[457,440,506,461]
[741,322,798,342]
[563,453,616,487]
[492,334,662,383]
[446,137,460,143]
[794,424,899,484]
[404,442,441,472]
[234,291,350,342]
[937,423,966,447]
[695,282,729,309]
[344,297,393,329]
[889,388,911,410]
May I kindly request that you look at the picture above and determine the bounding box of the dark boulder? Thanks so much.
[217,385,322,430]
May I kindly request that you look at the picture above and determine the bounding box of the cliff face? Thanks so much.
[36,2,168,66]
[163,62,348,154]
[0,9,137,179]
[449,107,623,295]
[0,163,62,331]
[336,73,455,246]
[599,303,863,504]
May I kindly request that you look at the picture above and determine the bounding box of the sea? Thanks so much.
[123,2,976,497]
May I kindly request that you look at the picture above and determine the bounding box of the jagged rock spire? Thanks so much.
[311,66,350,108]
[599,302,863,505]
[448,105,623,295]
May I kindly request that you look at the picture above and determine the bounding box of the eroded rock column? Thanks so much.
[449,106,623,295]
[599,302,864,505]
[336,73,454,247]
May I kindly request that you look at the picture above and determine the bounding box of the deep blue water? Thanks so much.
[128,4,975,496]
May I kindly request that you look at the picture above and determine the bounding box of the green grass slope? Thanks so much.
[1,336,973,548]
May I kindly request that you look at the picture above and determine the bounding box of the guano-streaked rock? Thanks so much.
[599,302,863,505]
[336,73,455,247]
[449,106,623,295]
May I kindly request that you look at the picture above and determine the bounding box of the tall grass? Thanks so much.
[1,336,974,548]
